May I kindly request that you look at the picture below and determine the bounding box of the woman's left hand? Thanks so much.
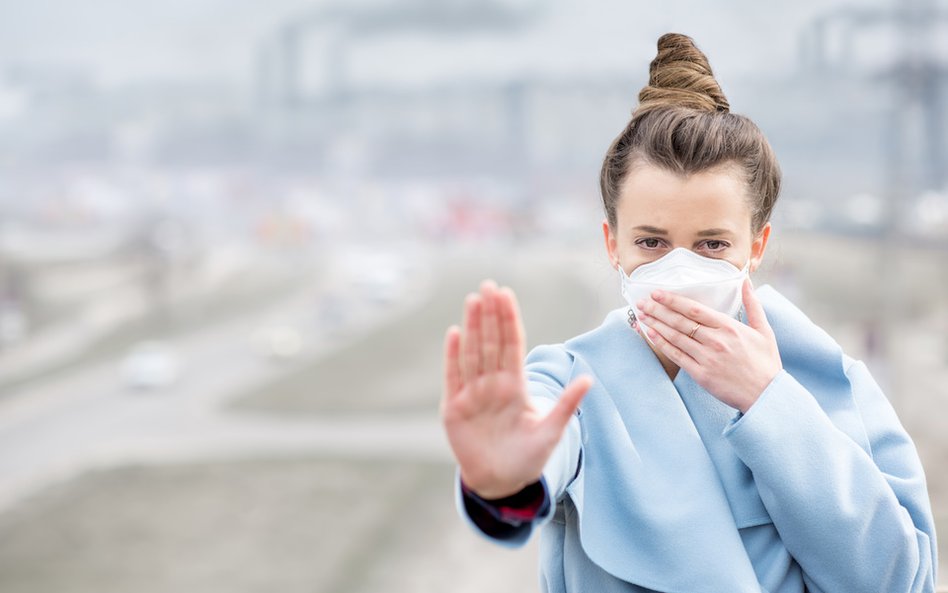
[636,278,782,413]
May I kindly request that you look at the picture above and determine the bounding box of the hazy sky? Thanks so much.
[0,0,879,90]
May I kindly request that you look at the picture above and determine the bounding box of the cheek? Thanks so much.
[724,246,753,270]
[617,247,657,275]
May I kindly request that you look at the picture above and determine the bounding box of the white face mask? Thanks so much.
[618,247,749,345]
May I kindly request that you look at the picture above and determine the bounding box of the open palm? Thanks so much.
[440,280,592,500]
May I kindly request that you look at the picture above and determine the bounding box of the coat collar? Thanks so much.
[562,306,762,593]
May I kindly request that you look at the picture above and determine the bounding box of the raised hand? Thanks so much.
[440,280,593,499]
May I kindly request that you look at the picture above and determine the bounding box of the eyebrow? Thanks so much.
[631,225,669,235]
[696,228,734,237]
[630,225,734,237]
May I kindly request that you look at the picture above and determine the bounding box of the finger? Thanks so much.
[645,318,702,372]
[647,290,731,329]
[460,293,483,383]
[638,296,711,344]
[541,375,593,435]
[498,286,526,371]
[443,325,462,398]
[480,279,501,372]
[742,277,771,333]
[642,313,705,361]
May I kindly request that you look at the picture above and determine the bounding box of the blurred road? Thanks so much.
[0,251,441,514]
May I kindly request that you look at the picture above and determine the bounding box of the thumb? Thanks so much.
[742,277,770,333]
[542,375,593,435]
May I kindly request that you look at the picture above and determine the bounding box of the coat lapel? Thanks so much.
[673,370,773,528]
[563,308,762,593]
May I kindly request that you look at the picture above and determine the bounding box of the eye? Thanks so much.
[635,237,667,250]
[699,239,729,252]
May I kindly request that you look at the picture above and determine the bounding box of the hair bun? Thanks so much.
[635,33,730,116]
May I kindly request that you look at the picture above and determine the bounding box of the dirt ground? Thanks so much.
[0,459,540,593]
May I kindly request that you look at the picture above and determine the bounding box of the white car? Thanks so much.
[253,325,303,360]
[121,341,180,390]
[0,305,27,347]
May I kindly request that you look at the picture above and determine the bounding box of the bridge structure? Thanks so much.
[255,0,540,110]
[797,0,948,404]
[798,0,948,195]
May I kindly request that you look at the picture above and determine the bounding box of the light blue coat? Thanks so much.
[455,285,937,593]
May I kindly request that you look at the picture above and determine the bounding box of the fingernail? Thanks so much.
[652,290,664,301]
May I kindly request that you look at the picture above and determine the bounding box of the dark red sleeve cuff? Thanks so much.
[460,476,550,538]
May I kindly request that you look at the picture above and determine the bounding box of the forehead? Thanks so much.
[616,163,752,233]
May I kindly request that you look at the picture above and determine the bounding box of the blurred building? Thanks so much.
[252,0,635,179]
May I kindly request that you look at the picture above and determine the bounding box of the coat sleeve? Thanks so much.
[454,344,583,547]
[722,360,937,593]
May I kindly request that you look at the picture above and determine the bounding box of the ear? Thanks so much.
[748,222,771,273]
[603,219,619,270]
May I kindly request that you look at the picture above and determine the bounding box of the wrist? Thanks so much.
[461,477,544,506]
[738,368,782,414]
[736,397,756,415]
[460,469,531,500]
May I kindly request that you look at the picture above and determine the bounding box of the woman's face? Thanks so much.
[604,162,771,275]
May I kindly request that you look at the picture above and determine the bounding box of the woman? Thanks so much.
[440,33,937,592]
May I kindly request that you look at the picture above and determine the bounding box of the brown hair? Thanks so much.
[599,33,781,234]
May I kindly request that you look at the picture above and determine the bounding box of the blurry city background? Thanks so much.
[0,0,946,591]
